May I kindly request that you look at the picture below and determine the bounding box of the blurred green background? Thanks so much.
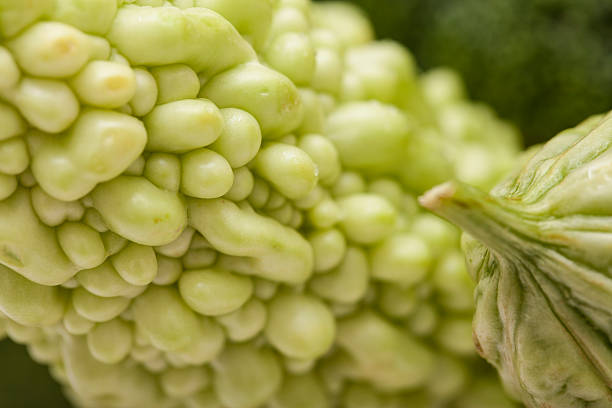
[3,0,612,406]
[0,340,71,407]
[321,0,612,145]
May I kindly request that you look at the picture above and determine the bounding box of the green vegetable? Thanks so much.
[0,1,521,407]
[420,113,612,407]
[328,0,612,146]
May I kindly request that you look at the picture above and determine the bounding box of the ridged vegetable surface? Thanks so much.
[421,113,612,408]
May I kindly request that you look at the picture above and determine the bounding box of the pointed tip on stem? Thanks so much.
[418,181,457,212]
[419,181,531,257]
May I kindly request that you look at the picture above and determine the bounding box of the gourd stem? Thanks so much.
[419,181,535,257]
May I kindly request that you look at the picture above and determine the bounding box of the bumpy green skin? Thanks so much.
[0,1,520,408]
[326,0,612,147]
[421,114,612,408]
